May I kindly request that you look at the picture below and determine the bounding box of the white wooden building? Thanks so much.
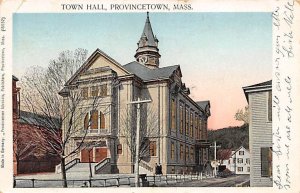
[243,80,272,187]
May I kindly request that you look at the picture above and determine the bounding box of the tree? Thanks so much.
[120,103,159,186]
[19,48,104,187]
[234,106,249,125]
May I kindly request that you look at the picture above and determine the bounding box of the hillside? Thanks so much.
[208,124,249,150]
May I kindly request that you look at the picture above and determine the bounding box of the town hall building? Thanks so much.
[59,13,211,174]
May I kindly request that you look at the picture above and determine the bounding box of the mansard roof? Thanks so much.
[123,61,179,81]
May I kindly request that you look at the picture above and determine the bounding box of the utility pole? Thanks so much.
[210,141,221,177]
[128,98,151,187]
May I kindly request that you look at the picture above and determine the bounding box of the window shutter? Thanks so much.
[261,147,270,177]
[268,91,272,121]
[84,113,89,130]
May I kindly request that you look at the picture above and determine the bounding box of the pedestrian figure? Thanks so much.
[155,163,158,175]
[158,163,162,175]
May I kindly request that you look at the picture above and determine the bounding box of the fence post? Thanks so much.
[116,178,120,187]
[166,175,168,185]
[31,179,35,188]
[89,179,92,187]
[183,172,185,182]
[104,179,106,187]
[200,172,203,181]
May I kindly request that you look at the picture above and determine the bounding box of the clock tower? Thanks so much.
[135,12,161,69]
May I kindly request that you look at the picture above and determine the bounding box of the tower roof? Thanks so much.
[138,12,158,48]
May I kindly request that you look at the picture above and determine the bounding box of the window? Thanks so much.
[180,144,184,160]
[228,159,231,164]
[190,147,194,161]
[237,158,243,164]
[91,86,99,97]
[171,98,176,130]
[185,146,189,160]
[247,167,250,172]
[199,117,202,139]
[190,112,193,138]
[117,144,122,155]
[261,147,272,177]
[268,91,272,121]
[185,108,189,136]
[239,151,244,155]
[100,84,108,96]
[195,114,198,139]
[246,158,250,164]
[82,87,88,99]
[238,167,243,172]
[171,142,175,160]
[100,111,105,129]
[149,141,157,156]
[90,110,98,130]
[180,105,184,134]
[233,158,236,164]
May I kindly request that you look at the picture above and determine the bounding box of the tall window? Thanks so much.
[239,151,244,155]
[117,144,122,155]
[171,98,176,130]
[190,112,193,138]
[246,158,250,164]
[199,116,201,139]
[100,111,105,129]
[180,144,184,160]
[238,167,243,172]
[149,141,157,156]
[237,158,243,164]
[171,142,175,160]
[90,110,98,130]
[185,108,189,136]
[185,146,189,161]
[82,87,88,99]
[190,147,194,161]
[261,147,272,177]
[180,105,184,134]
[195,114,198,139]
[83,110,105,130]
[268,91,272,121]
[100,84,108,97]
[91,86,99,97]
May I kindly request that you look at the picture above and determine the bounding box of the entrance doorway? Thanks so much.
[80,147,107,162]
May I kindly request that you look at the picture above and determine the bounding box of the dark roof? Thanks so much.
[243,80,272,89]
[12,75,19,81]
[243,80,272,102]
[18,110,61,130]
[138,12,157,48]
[123,61,179,81]
[196,100,210,110]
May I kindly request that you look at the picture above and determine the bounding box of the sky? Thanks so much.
[13,12,272,130]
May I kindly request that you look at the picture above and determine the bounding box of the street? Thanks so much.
[160,175,250,187]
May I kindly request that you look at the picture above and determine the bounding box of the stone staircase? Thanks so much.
[67,162,98,174]
[139,160,153,175]
[55,158,111,175]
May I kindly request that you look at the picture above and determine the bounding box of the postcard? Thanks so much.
[0,0,299,192]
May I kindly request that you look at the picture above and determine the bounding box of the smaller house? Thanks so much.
[218,146,250,175]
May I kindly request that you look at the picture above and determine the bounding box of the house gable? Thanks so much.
[66,49,130,86]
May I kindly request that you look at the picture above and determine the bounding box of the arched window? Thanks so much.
[91,110,98,130]
[117,144,122,155]
[83,110,103,130]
